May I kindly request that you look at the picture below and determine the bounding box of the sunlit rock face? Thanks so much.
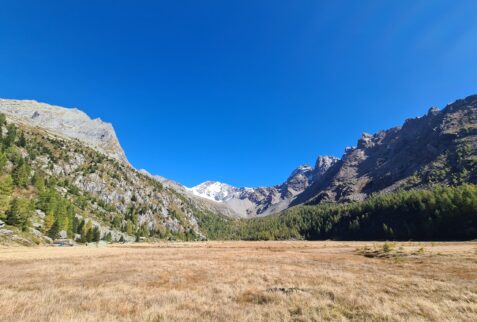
[0,99,128,163]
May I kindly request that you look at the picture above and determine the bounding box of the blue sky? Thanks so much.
[1,1,477,187]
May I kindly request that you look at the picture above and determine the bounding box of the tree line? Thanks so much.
[196,184,477,241]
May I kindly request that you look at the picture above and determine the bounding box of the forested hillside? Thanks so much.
[196,184,477,241]
[0,114,208,245]
[194,184,477,240]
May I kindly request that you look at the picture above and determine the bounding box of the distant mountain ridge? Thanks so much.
[188,156,338,217]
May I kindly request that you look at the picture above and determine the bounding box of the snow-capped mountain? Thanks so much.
[187,156,338,217]
[187,181,238,202]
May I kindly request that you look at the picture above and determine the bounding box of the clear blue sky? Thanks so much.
[1,1,477,187]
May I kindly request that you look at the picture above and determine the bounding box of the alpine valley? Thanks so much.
[0,95,476,245]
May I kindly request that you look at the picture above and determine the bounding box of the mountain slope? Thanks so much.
[293,94,477,206]
[0,105,220,245]
[0,99,128,163]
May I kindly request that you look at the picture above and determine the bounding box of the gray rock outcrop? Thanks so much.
[0,99,127,163]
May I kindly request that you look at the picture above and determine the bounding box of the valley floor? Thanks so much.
[0,241,476,322]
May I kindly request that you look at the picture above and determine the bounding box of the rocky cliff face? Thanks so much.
[0,99,128,163]
[293,94,477,206]
[188,156,338,217]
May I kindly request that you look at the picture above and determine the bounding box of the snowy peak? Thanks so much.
[187,157,338,217]
[0,99,128,163]
[187,181,238,202]
[313,156,339,179]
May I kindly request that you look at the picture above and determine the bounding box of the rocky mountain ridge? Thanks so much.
[188,156,338,217]
[293,94,477,206]
[189,94,476,217]
[0,99,128,163]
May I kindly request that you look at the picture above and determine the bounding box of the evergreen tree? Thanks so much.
[48,219,60,239]
[6,197,32,231]
[4,124,16,147]
[18,132,27,147]
[76,219,85,236]
[0,152,7,173]
[92,226,101,242]
[0,175,13,219]
[104,232,112,242]
[33,174,46,192]
[13,159,31,187]
[126,220,134,235]
[73,216,81,235]
[82,220,93,243]
[86,227,94,242]
[111,215,122,229]
[43,211,55,234]
[66,206,75,238]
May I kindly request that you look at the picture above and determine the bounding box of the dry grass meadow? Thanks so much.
[0,241,476,322]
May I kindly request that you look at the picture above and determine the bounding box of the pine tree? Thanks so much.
[93,226,101,242]
[4,124,16,147]
[13,159,31,187]
[126,220,134,235]
[0,152,7,173]
[48,220,60,239]
[86,228,94,242]
[33,174,46,192]
[0,175,13,219]
[66,206,75,238]
[111,215,122,229]
[76,219,85,235]
[18,132,27,147]
[104,232,113,242]
[43,211,55,234]
[6,198,21,226]
[6,198,32,231]
[56,200,68,231]
[82,220,93,243]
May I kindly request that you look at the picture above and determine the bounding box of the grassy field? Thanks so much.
[0,241,476,322]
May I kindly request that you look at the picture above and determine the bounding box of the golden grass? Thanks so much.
[0,241,476,321]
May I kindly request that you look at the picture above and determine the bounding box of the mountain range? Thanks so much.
[0,94,475,244]
[186,156,338,217]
